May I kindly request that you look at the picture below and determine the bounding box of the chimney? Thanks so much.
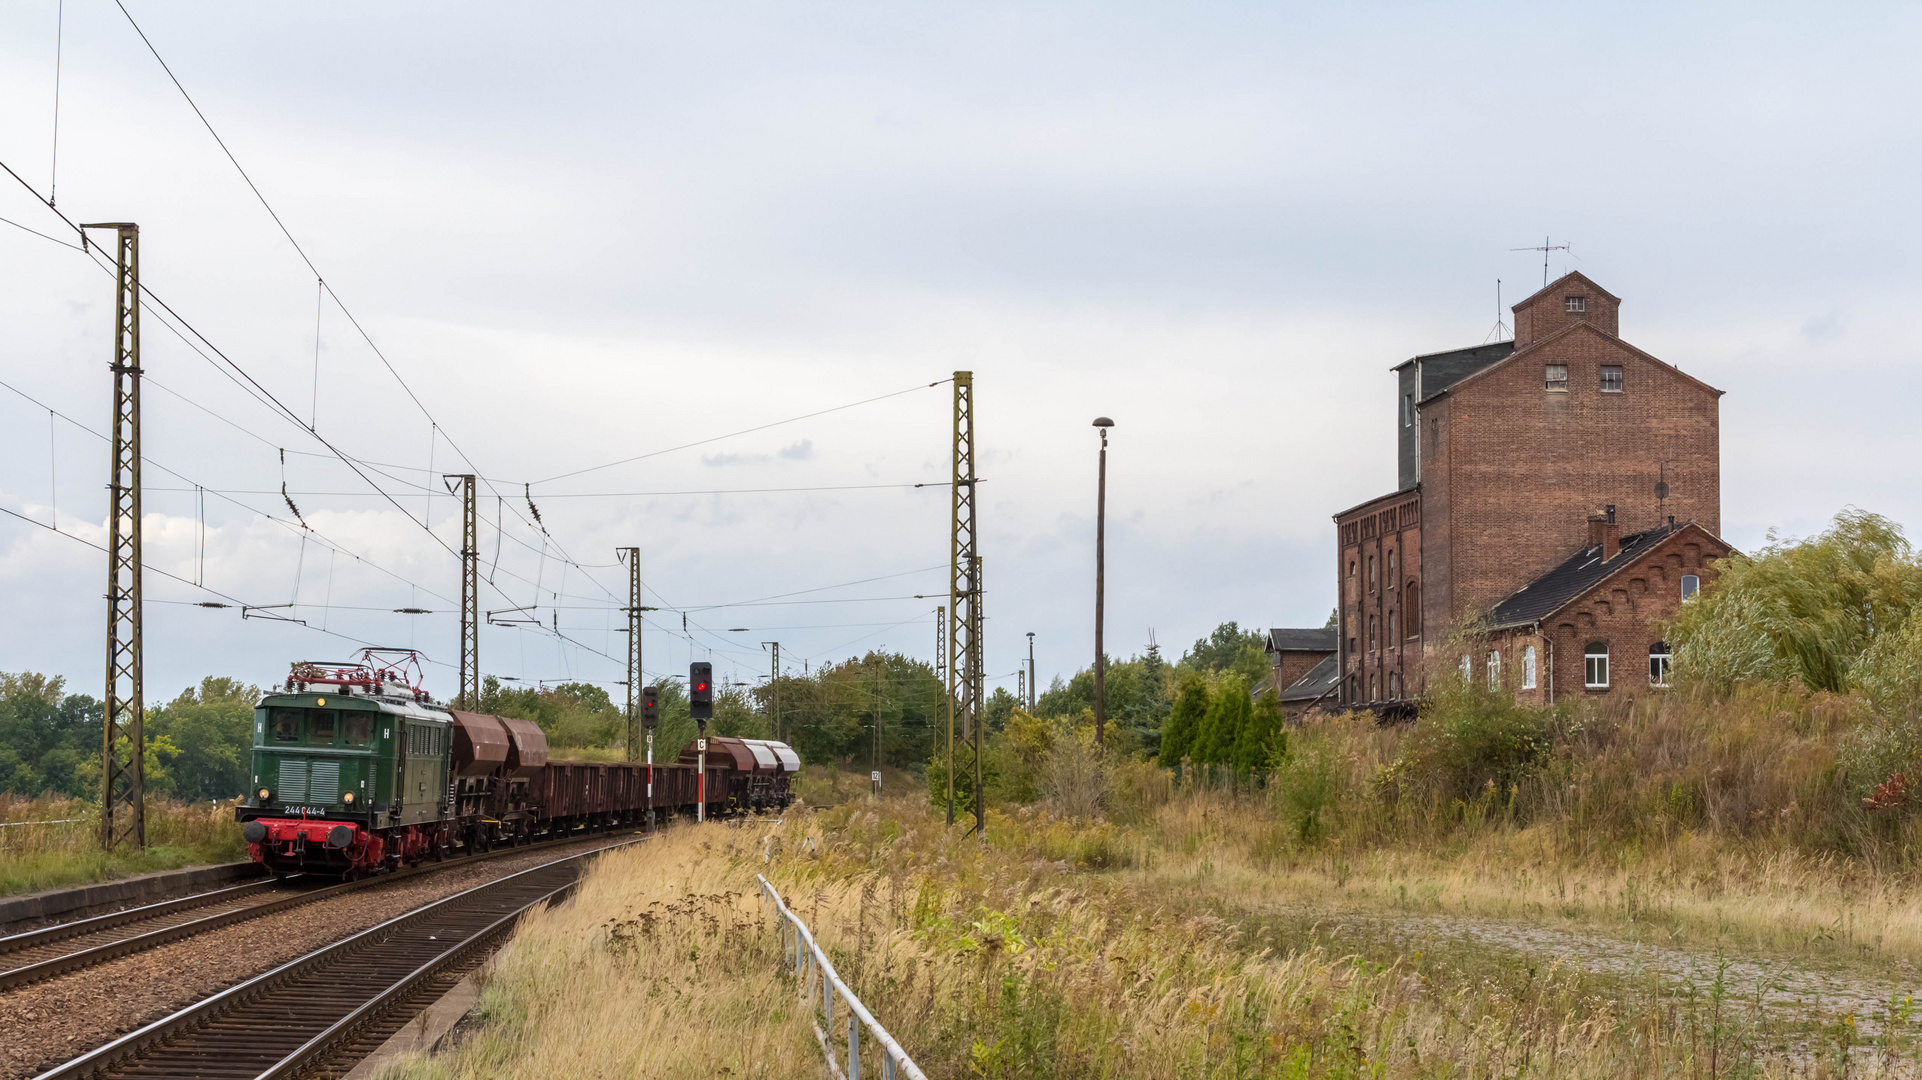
[1603,504,1620,561]
[1587,512,1608,550]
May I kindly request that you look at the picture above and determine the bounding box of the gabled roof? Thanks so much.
[1266,627,1337,653]
[1431,319,1724,404]
[1276,653,1340,703]
[1512,270,1620,311]
[1485,521,1725,629]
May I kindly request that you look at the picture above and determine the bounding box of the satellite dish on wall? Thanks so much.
[1654,481,1669,500]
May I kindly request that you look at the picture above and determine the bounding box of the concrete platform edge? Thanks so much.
[343,971,484,1079]
[0,860,266,928]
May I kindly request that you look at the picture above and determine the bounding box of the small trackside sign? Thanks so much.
[697,738,708,751]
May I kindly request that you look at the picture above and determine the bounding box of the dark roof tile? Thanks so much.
[1486,522,1686,628]
[1277,654,1340,702]
[1267,627,1337,653]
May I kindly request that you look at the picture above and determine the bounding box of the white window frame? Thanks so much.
[1460,655,1472,685]
[1486,651,1501,689]
[1403,393,1414,427]
[1649,642,1672,687]
[1600,365,1624,393]
[1545,364,1568,391]
[1681,574,1700,600]
[1565,296,1586,313]
[1584,643,1610,689]
[1522,645,1538,689]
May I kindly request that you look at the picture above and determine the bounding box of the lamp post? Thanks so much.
[1026,631,1036,712]
[1092,416,1113,746]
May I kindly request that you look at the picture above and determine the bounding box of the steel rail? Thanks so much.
[32,836,644,1080]
[0,876,284,957]
[758,873,927,1080]
[0,824,641,992]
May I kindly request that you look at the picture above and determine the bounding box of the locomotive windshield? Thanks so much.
[265,707,374,748]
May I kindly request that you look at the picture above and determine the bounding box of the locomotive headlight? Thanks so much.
[342,791,355,804]
[257,787,271,801]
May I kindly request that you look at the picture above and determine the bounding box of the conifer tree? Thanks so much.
[1239,688,1286,771]
[1195,674,1249,764]
[1157,671,1210,767]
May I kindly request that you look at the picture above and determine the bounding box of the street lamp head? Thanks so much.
[1092,416,1114,428]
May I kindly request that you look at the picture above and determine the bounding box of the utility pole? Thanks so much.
[86,223,142,852]
[451,474,478,709]
[762,641,780,741]
[946,372,981,833]
[1092,416,1113,746]
[971,554,984,826]
[621,547,641,761]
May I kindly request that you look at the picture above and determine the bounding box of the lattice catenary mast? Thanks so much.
[945,371,983,834]
[452,474,478,709]
[621,546,642,761]
[85,222,143,852]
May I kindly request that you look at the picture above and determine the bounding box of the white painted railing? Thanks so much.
[756,874,928,1080]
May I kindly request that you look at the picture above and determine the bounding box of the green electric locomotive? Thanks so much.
[237,649,800,876]
[238,650,456,874]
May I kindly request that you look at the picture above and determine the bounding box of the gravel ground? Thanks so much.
[0,838,633,1079]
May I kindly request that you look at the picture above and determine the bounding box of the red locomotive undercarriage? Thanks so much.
[243,817,446,876]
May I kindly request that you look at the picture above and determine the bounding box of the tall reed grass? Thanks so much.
[0,794,246,897]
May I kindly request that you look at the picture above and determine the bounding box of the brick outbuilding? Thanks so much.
[1328,272,1729,708]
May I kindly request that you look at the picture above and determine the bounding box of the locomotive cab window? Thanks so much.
[344,714,372,747]
[272,709,301,742]
[309,710,337,745]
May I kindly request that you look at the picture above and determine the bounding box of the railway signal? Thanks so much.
[690,662,712,822]
[689,662,713,722]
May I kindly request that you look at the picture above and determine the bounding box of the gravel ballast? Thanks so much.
[0,838,631,1079]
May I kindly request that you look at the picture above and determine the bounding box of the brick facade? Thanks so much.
[1331,272,1725,709]
[1470,524,1730,704]
[1334,490,1423,708]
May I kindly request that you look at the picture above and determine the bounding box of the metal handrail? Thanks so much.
[757,874,927,1080]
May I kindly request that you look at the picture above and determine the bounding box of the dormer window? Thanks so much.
[1545,364,1568,391]
[1565,296,1587,313]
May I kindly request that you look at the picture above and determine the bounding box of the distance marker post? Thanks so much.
[641,685,659,829]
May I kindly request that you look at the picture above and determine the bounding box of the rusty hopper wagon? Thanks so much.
[236,650,798,876]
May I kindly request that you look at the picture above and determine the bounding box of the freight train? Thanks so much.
[235,649,797,876]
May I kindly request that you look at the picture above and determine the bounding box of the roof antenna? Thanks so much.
[1511,236,1572,287]
[1484,278,1510,344]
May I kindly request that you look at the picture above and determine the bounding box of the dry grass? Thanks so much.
[0,794,246,897]
[376,687,1922,1077]
[373,823,816,1079]
[381,797,1922,1079]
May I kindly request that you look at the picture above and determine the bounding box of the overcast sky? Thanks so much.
[2,2,1918,705]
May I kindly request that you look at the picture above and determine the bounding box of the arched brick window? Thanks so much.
[1405,583,1421,639]
[1584,642,1610,689]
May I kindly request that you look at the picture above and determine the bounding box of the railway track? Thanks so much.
[0,826,640,994]
[34,837,638,1080]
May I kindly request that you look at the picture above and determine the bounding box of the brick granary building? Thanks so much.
[1276,272,1733,711]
